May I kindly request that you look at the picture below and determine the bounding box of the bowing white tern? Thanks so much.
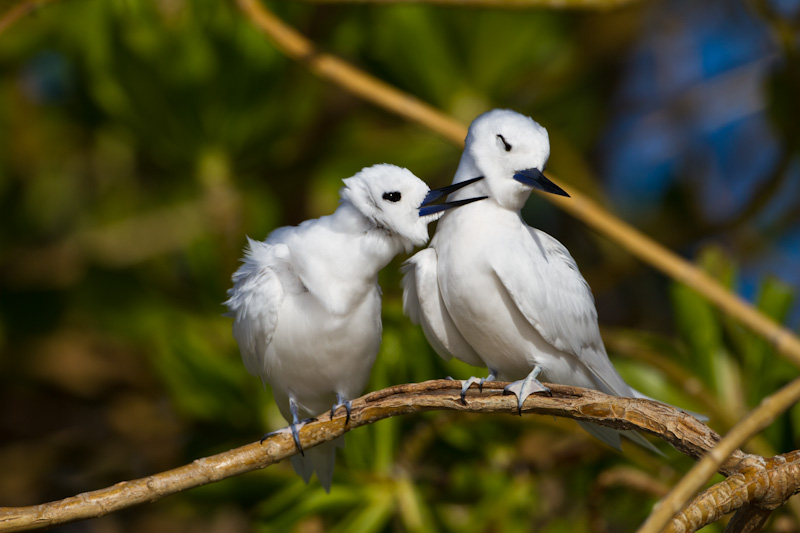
[225,164,485,491]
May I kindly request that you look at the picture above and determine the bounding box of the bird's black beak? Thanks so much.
[419,176,487,217]
[513,168,569,197]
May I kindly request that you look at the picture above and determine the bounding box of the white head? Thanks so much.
[340,164,444,253]
[453,109,567,211]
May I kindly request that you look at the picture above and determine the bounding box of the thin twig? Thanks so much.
[0,380,720,532]
[637,376,800,533]
[236,0,800,370]
[0,0,57,36]
[293,0,640,9]
[237,0,466,143]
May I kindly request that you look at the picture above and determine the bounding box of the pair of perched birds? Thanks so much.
[225,109,662,491]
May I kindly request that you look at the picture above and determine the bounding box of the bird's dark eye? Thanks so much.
[382,191,402,202]
[497,134,512,152]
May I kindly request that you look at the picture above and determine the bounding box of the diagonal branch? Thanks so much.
[236,0,800,370]
[236,0,466,142]
[637,376,800,533]
[292,0,641,9]
[0,380,724,532]
[0,0,58,36]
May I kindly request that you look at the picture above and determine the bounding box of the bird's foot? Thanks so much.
[460,376,482,404]
[503,366,550,415]
[330,393,352,426]
[478,369,498,393]
[460,369,498,403]
[260,420,310,455]
[260,396,311,455]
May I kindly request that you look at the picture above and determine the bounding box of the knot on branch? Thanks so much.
[668,450,800,532]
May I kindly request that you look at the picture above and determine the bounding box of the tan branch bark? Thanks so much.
[0,380,721,532]
[293,0,640,9]
[667,451,800,533]
[638,376,800,533]
[236,0,800,370]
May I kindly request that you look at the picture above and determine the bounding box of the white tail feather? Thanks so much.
[289,436,345,492]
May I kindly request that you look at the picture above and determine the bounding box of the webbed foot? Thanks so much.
[503,366,550,415]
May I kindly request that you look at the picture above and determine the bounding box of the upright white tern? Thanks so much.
[402,109,668,451]
[225,164,485,491]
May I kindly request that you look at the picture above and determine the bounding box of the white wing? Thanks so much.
[490,227,633,397]
[224,238,289,381]
[402,248,484,367]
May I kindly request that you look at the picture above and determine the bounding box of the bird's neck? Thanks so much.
[327,202,405,276]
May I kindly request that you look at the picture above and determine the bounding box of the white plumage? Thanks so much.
[403,109,662,451]
[226,163,482,490]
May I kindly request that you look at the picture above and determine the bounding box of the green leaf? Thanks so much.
[670,282,723,389]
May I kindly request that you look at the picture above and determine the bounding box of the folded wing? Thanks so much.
[402,248,484,367]
[489,227,633,397]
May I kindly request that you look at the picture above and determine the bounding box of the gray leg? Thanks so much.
[330,392,353,426]
[478,369,498,393]
[503,366,550,415]
[260,396,306,455]
[287,397,305,452]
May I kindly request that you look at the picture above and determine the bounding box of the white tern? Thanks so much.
[402,109,666,452]
[225,164,485,491]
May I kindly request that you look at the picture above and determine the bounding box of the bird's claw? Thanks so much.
[460,369,500,403]
[503,366,549,415]
[330,394,352,426]
[259,419,309,455]
[289,422,304,454]
[267,396,308,454]
[478,369,498,393]
[460,376,482,404]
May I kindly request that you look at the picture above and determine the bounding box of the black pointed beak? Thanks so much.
[420,176,485,206]
[419,176,487,217]
[419,195,488,217]
[513,168,569,197]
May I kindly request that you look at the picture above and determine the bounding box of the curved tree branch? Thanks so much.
[0,380,725,532]
[1,380,796,533]
[236,0,800,370]
[666,450,800,532]
[638,376,800,533]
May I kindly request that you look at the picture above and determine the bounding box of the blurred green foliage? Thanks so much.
[1,1,799,532]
